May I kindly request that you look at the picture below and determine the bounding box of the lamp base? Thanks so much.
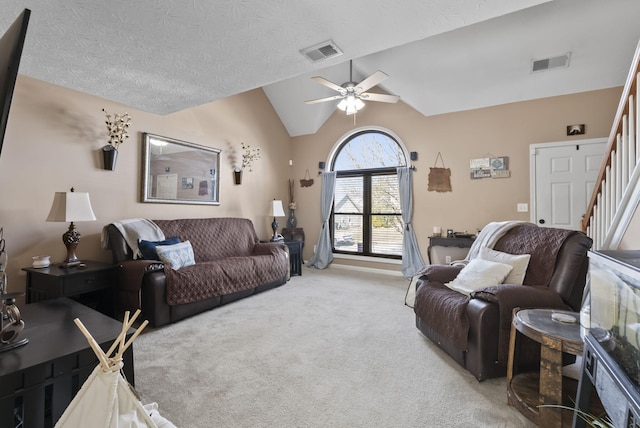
[271,217,283,242]
[62,222,83,268]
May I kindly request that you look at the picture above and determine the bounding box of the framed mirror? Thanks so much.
[141,133,220,205]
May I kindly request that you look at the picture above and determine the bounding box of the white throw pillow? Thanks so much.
[155,240,196,270]
[479,247,531,285]
[445,258,513,295]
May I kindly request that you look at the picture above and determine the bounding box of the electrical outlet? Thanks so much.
[517,203,528,212]
[445,256,452,264]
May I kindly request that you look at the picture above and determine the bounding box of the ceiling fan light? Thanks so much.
[337,95,365,114]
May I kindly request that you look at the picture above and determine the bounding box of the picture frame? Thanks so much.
[141,133,221,205]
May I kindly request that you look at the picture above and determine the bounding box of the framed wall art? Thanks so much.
[141,133,221,205]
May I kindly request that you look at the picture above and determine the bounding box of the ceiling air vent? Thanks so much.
[532,52,571,72]
[300,40,343,63]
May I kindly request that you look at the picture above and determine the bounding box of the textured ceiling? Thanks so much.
[2,0,640,137]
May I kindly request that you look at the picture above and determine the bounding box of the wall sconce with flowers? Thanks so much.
[234,142,260,184]
[101,108,132,170]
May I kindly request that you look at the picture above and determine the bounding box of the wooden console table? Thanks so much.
[0,298,134,428]
[507,308,583,427]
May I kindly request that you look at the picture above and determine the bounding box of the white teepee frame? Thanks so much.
[55,310,174,428]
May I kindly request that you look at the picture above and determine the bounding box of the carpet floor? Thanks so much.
[133,266,534,427]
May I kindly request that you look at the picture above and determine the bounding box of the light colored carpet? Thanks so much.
[133,266,534,428]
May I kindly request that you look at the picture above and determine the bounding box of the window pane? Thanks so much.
[371,175,400,214]
[334,132,406,171]
[334,214,362,253]
[371,215,403,255]
[335,176,363,213]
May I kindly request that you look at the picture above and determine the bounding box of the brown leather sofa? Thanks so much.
[414,224,592,381]
[105,217,289,327]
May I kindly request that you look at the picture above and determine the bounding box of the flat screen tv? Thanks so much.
[0,8,30,159]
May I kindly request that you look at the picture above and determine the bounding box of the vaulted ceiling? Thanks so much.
[3,0,640,137]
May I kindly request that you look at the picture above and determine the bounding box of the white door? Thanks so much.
[531,139,606,230]
[156,174,178,199]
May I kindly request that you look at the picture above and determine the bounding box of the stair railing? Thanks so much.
[583,39,640,250]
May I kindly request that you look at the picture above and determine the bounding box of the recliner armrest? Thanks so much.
[118,260,163,292]
[471,284,567,330]
[252,242,287,256]
[416,264,463,285]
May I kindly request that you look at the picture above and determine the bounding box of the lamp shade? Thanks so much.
[46,191,96,222]
[270,200,285,217]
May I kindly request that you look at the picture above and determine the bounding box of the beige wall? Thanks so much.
[0,76,291,299]
[0,75,622,296]
[291,87,621,269]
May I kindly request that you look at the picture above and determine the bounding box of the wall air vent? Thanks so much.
[532,52,571,72]
[300,40,343,63]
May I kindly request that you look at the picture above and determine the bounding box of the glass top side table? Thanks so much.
[507,308,583,427]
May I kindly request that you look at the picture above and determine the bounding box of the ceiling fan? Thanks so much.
[305,60,400,115]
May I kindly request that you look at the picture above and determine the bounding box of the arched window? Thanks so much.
[330,128,408,258]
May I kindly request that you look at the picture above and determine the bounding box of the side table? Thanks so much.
[23,260,117,317]
[282,227,304,257]
[507,308,583,427]
[285,241,302,276]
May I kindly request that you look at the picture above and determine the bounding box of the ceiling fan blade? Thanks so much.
[360,93,400,103]
[304,94,344,104]
[356,71,389,93]
[310,76,344,93]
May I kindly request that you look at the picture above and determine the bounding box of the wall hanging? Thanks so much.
[470,156,510,179]
[101,108,131,170]
[300,169,314,187]
[428,152,452,192]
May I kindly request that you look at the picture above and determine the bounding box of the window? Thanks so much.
[331,129,407,258]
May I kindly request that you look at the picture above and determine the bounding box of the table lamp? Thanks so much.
[46,188,96,267]
[269,199,285,242]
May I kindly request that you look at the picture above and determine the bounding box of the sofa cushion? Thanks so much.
[138,237,180,260]
[164,252,288,305]
[155,241,196,270]
[153,218,260,262]
[479,247,530,285]
[445,258,513,295]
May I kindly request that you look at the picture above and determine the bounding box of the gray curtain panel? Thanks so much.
[308,171,337,269]
[397,167,426,278]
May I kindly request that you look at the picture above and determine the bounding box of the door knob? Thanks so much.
[539,219,546,224]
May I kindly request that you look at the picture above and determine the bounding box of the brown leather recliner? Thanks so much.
[413,224,592,381]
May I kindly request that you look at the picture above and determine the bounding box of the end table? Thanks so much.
[23,260,117,317]
[284,241,302,276]
[282,227,304,256]
[507,308,583,427]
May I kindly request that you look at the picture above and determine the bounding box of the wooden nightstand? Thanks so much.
[22,260,117,317]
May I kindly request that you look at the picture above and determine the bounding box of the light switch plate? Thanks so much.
[517,203,528,212]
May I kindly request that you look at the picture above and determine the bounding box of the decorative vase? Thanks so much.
[287,208,297,228]
[233,168,242,185]
[101,145,118,170]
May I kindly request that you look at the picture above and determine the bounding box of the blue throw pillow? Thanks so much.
[155,241,196,270]
[138,237,180,260]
